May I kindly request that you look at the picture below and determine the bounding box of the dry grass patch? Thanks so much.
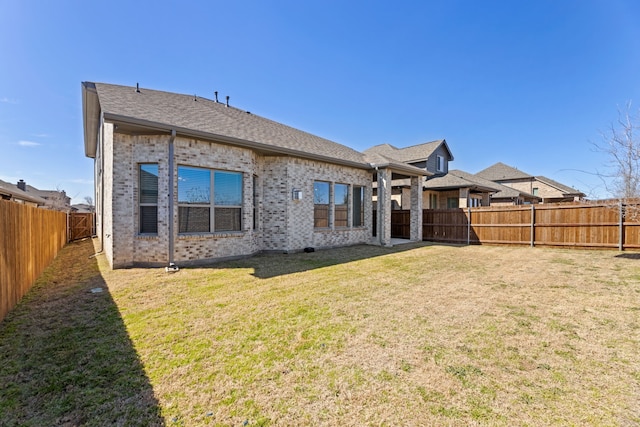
[2,239,640,426]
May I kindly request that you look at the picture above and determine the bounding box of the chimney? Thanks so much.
[17,179,26,191]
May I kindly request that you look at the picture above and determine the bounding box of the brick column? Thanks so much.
[377,168,392,247]
[410,175,423,242]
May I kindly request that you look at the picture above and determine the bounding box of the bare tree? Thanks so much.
[593,101,640,200]
[84,196,95,212]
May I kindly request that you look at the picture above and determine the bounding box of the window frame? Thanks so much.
[177,165,243,234]
[139,163,159,234]
[353,185,365,227]
[436,155,445,172]
[313,181,330,228]
[334,183,349,228]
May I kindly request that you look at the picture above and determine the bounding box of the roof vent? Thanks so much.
[226,96,230,107]
[135,83,140,93]
[194,94,197,101]
[214,91,219,103]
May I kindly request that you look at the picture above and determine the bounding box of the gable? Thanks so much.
[365,139,453,163]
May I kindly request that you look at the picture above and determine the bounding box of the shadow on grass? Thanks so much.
[615,252,640,260]
[214,241,443,279]
[0,238,163,426]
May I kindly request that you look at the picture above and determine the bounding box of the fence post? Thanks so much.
[467,207,471,245]
[619,200,624,251]
[530,205,535,247]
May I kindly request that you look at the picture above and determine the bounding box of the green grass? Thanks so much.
[1,239,640,425]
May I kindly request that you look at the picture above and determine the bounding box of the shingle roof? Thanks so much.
[423,169,497,192]
[476,162,533,181]
[0,180,47,205]
[364,140,452,163]
[84,82,379,169]
[535,176,585,196]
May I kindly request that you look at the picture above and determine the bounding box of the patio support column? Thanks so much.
[377,167,392,247]
[410,175,423,242]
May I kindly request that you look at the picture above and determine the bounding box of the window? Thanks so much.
[314,181,330,228]
[253,175,258,230]
[436,155,445,172]
[430,194,438,209]
[447,197,459,208]
[353,186,364,227]
[139,164,158,234]
[178,166,242,233]
[532,187,539,196]
[334,184,349,227]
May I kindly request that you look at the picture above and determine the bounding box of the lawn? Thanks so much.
[1,238,639,426]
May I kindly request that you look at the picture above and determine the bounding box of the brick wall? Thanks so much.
[100,129,374,268]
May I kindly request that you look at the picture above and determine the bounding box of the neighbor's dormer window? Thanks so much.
[436,155,445,172]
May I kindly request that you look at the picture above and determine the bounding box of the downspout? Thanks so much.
[97,112,105,254]
[168,129,176,265]
[375,167,381,245]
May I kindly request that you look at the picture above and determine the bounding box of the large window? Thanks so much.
[334,184,349,227]
[353,186,364,227]
[314,181,330,228]
[139,164,158,234]
[178,166,242,233]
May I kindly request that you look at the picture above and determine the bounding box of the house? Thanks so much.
[476,162,585,203]
[423,169,515,208]
[18,180,72,210]
[365,140,456,208]
[0,179,47,207]
[82,82,426,268]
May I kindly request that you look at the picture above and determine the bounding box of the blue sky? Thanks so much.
[1,0,639,203]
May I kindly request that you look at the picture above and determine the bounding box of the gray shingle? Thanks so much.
[476,162,533,181]
[93,83,370,167]
[364,140,450,163]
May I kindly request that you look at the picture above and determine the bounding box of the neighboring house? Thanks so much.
[82,82,426,268]
[365,140,454,208]
[23,182,72,210]
[71,203,95,213]
[476,162,585,203]
[424,169,505,208]
[0,179,47,207]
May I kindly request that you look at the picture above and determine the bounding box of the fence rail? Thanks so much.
[418,202,640,250]
[0,200,68,322]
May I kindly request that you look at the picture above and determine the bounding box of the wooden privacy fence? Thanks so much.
[0,200,68,322]
[420,202,640,249]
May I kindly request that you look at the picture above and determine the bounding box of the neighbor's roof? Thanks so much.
[364,140,453,163]
[0,180,47,205]
[82,82,425,175]
[536,176,585,197]
[476,162,533,181]
[423,169,496,192]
